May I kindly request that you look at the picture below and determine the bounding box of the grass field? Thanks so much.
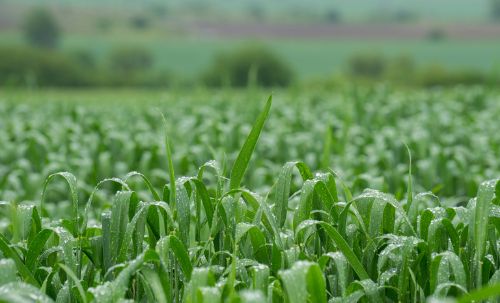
[2,32,500,80]
[0,87,500,302]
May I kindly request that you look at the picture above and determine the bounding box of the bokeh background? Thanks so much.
[1,0,500,89]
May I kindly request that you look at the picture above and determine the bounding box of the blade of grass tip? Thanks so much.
[161,113,176,205]
[230,95,272,190]
[327,168,353,202]
[82,177,131,234]
[403,143,413,213]
[124,172,161,201]
[42,172,84,278]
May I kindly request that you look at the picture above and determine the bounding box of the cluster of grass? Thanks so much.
[0,89,499,302]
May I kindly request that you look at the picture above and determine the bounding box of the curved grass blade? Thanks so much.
[124,171,161,201]
[296,220,370,280]
[41,172,79,236]
[157,235,193,280]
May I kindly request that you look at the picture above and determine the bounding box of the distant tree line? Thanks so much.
[1,7,498,88]
[346,53,495,87]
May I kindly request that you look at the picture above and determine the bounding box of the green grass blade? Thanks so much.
[230,95,272,190]
[0,234,39,287]
[296,220,370,280]
[57,263,88,303]
[162,114,176,205]
[140,267,168,303]
[469,179,499,287]
[457,282,500,303]
[41,172,79,236]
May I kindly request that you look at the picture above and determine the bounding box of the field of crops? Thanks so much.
[0,87,500,302]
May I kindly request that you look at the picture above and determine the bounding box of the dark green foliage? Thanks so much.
[385,55,416,84]
[22,7,60,49]
[417,65,486,87]
[70,49,97,68]
[203,47,294,87]
[491,0,500,21]
[427,27,447,42]
[0,47,88,87]
[344,52,494,87]
[108,47,153,73]
[129,15,150,30]
[347,53,386,79]
[0,46,171,88]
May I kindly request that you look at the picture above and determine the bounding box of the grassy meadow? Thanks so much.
[0,87,500,302]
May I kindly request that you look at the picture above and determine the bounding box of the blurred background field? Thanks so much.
[1,0,500,87]
[2,86,499,205]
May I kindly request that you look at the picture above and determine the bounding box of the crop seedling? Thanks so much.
[0,91,499,302]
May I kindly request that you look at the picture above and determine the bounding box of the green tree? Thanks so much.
[23,7,60,49]
[347,53,387,78]
[203,47,294,87]
[108,47,153,73]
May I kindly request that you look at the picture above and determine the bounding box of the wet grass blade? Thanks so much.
[0,234,38,286]
[230,96,272,190]
[469,179,499,287]
[296,220,370,280]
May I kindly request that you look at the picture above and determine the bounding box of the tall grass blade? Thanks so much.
[230,96,272,190]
